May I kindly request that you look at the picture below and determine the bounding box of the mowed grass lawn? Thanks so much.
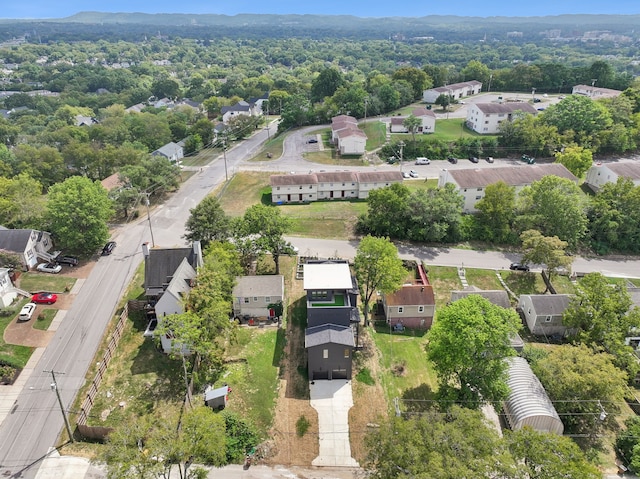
[217,171,368,239]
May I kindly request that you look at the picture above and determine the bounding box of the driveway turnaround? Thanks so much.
[310,380,359,468]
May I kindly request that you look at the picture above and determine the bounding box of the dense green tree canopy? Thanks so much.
[519,229,573,279]
[427,295,521,407]
[241,204,291,275]
[184,195,230,247]
[45,176,114,255]
[353,235,406,325]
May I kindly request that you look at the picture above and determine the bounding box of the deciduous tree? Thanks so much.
[426,295,521,407]
[45,176,113,255]
[353,235,406,326]
[242,204,291,275]
[519,229,573,280]
[474,181,516,243]
[184,195,230,248]
[554,145,593,178]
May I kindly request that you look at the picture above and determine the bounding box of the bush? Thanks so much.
[221,411,260,463]
[296,415,310,437]
[356,367,375,385]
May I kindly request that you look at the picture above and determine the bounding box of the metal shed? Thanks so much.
[503,357,564,435]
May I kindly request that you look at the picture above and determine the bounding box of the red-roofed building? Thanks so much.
[382,263,435,330]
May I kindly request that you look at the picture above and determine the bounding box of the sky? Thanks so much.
[2,0,639,19]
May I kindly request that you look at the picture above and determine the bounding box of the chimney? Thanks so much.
[142,242,150,258]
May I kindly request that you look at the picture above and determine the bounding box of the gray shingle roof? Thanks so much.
[450,287,511,308]
[524,294,572,316]
[0,229,35,253]
[445,164,577,189]
[144,246,201,295]
[356,171,404,183]
[473,102,538,115]
[305,323,355,348]
[233,275,284,298]
[270,174,318,187]
[602,162,640,180]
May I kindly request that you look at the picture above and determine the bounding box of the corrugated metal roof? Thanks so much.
[445,164,577,189]
[504,357,563,434]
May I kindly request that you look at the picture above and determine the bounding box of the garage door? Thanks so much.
[331,369,348,380]
[312,370,329,381]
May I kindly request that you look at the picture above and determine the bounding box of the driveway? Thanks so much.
[310,380,359,468]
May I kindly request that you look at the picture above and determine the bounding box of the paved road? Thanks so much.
[0,124,275,479]
[287,237,640,279]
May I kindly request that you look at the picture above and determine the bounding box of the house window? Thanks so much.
[418,306,424,313]
[344,349,350,358]
[276,186,280,190]
[476,196,482,200]
[299,186,302,189]
[265,296,271,303]
[545,315,552,322]
[243,297,250,304]
[398,306,404,313]
[323,349,328,359]
[309,195,313,198]
[477,188,483,192]
[253,297,258,302]
[463,189,467,192]
[309,185,313,189]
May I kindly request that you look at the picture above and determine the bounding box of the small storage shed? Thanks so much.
[503,357,563,435]
[204,385,230,410]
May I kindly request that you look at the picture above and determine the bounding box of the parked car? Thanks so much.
[387,156,398,164]
[19,303,36,321]
[469,156,479,163]
[56,255,79,267]
[415,157,431,165]
[402,171,410,178]
[31,293,58,305]
[36,263,62,274]
[521,154,536,164]
[102,241,117,256]
[509,263,530,272]
[409,170,419,178]
[447,157,458,164]
[486,157,494,163]
[307,138,318,144]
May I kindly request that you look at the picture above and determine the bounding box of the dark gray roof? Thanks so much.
[305,323,355,348]
[152,142,182,158]
[145,247,201,295]
[446,164,577,189]
[524,294,572,316]
[473,102,538,115]
[0,229,35,253]
[451,287,511,308]
[163,258,197,300]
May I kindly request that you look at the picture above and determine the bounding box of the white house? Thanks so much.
[232,275,284,320]
[336,128,367,156]
[389,117,408,133]
[152,142,184,164]
[221,99,263,124]
[270,171,403,204]
[518,294,573,337]
[438,164,578,212]
[572,84,622,99]
[423,80,482,103]
[466,102,538,134]
[0,228,55,269]
[585,161,640,192]
[411,107,436,134]
[0,268,17,307]
[156,258,197,354]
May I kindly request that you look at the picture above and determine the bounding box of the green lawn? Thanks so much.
[33,308,57,331]
[278,199,368,239]
[499,270,548,296]
[18,273,76,294]
[361,121,387,151]
[311,293,345,307]
[0,298,33,368]
[425,265,462,311]
[369,324,438,408]
[465,268,503,290]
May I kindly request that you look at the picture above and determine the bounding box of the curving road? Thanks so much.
[2,118,639,478]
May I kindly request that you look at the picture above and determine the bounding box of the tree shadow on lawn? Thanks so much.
[372,320,427,338]
[401,383,437,414]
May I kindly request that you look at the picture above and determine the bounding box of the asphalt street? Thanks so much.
[2,116,640,478]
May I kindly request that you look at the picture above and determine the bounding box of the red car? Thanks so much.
[31,293,58,305]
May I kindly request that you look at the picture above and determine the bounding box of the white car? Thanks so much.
[19,303,36,321]
[36,263,62,274]
[409,170,419,178]
[415,157,431,165]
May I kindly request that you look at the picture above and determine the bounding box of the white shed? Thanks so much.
[503,357,563,435]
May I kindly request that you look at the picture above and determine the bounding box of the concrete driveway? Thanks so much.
[310,380,359,468]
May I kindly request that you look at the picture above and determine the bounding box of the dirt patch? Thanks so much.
[265,261,388,468]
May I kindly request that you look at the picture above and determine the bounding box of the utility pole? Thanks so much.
[222,137,229,182]
[531,87,536,103]
[144,192,155,247]
[45,370,74,443]
[398,141,405,174]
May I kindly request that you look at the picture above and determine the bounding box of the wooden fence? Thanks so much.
[76,304,129,439]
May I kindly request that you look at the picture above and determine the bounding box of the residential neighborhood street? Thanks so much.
[2,119,640,479]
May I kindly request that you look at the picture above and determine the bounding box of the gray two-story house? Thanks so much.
[303,260,358,381]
